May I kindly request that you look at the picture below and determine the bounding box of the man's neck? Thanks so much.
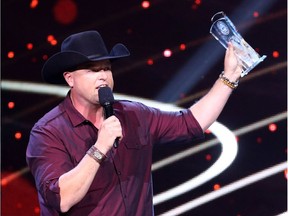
[70,93,104,128]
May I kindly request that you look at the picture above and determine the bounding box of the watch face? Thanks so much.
[94,151,103,160]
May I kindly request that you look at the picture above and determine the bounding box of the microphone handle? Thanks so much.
[114,138,119,148]
[103,103,114,118]
[103,103,118,148]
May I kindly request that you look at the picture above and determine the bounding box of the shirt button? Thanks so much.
[117,171,121,175]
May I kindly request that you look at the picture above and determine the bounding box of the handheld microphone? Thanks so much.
[98,87,119,148]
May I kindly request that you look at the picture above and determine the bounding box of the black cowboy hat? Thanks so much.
[42,30,130,84]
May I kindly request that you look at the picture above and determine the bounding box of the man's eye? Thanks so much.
[88,69,101,72]
[104,67,111,71]
[89,67,111,72]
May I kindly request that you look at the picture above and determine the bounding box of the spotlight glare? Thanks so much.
[50,39,58,46]
[179,44,186,51]
[30,0,38,9]
[268,123,277,132]
[163,49,172,58]
[47,35,55,42]
[7,51,15,59]
[8,101,15,109]
[213,184,221,190]
[26,43,33,50]
[1,179,8,186]
[272,51,280,58]
[15,132,22,140]
[142,1,150,9]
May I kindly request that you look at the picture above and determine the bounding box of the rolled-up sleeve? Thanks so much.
[154,108,204,143]
[26,124,71,212]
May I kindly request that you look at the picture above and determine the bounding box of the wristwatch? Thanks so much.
[87,145,107,164]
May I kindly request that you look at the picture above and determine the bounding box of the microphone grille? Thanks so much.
[99,87,115,106]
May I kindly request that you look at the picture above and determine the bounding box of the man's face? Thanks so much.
[64,60,114,105]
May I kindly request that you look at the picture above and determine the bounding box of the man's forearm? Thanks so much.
[58,153,100,212]
[189,77,233,131]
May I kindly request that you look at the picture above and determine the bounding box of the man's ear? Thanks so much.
[63,72,73,87]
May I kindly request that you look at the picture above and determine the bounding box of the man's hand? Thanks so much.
[96,116,122,154]
[223,42,242,82]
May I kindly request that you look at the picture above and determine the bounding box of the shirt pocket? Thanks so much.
[122,131,149,150]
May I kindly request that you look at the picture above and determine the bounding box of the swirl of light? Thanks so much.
[153,121,238,205]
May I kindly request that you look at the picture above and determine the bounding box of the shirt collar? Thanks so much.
[62,91,88,127]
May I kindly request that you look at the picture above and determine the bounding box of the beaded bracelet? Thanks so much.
[219,71,239,90]
[86,145,107,164]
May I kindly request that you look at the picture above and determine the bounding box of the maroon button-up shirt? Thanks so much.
[26,93,203,216]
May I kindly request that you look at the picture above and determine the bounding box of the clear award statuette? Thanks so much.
[210,11,267,77]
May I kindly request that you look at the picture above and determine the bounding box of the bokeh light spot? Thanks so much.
[142,1,150,9]
[272,51,280,58]
[15,132,22,140]
[163,49,172,57]
[27,43,33,50]
[268,123,277,132]
[34,206,40,214]
[8,101,15,109]
[53,0,78,25]
[147,58,154,65]
[253,11,259,18]
[43,55,48,61]
[179,43,186,51]
[47,35,55,42]
[8,51,15,59]
[50,39,58,46]
[213,184,221,190]
[30,0,39,9]
[206,154,212,161]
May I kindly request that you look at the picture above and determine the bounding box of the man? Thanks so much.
[26,30,242,215]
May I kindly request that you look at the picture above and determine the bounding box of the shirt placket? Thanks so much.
[110,148,129,215]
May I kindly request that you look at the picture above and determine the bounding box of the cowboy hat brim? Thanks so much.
[42,43,130,84]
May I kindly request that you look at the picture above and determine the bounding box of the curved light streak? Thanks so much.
[152,111,287,171]
[276,212,288,216]
[1,80,70,97]
[153,121,238,205]
[160,161,287,216]
[152,138,219,171]
[1,167,30,186]
[1,80,181,111]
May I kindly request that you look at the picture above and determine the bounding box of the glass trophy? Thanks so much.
[210,11,266,77]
